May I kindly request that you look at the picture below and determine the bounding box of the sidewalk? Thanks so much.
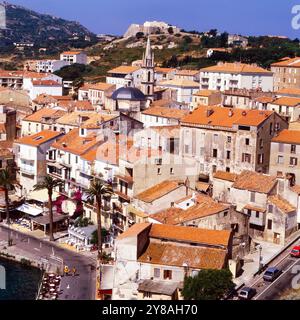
[234,240,282,287]
[4,222,97,262]
[234,230,300,287]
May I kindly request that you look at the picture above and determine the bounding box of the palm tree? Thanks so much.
[34,175,62,241]
[86,179,113,260]
[0,168,14,246]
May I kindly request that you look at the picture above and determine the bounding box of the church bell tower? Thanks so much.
[141,37,155,101]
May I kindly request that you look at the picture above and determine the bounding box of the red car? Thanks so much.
[291,246,300,257]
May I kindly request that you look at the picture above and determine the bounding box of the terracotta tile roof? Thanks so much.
[138,242,227,270]
[175,69,200,76]
[32,80,61,86]
[158,79,200,87]
[142,106,189,120]
[181,106,273,128]
[272,129,300,145]
[243,204,266,213]
[0,148,13,158]
[52,95,73,101]
[193,89,218,97]
[149,125,180,138]
[117,223,151,240]
[51,129,99,156]
[271,96,300,107]
[201,62,272,74]
[58,100,95,112]
[62,51,82,55]
[232,170,277,194]
[56,111,95,126]
[151,194,229,225]
[255,96,275,104]
[80,114,118,129]
[213,171,238,182]
[135,180,184,203]
[195,182,210,192]
[81,138,121,165]
[150,99,173,108]
[23,108,66,123]
[276,88,300,96]
[79,82,115,91]
[149,224,231,247]
[155,67,176,73]
[108,65,140,74]
[271,57,300,68]
[15,130,63,147]
[291,185,300,195]
[138,279,178,295]
[0,141,13,149]
[268,195,296,214]
[0,70,49,79]
[33,94,59,105]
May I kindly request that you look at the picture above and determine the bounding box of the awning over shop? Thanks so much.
[27,189,59,203]
[31,213,68,226]
[17,203,44,216]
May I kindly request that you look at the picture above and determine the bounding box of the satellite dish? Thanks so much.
[61,200,76,217]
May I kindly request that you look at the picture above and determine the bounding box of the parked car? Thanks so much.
[263,267,282,282]
[238,287,257,300]
[290,246,300,258]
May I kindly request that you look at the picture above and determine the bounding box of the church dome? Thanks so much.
[111,87,146,101]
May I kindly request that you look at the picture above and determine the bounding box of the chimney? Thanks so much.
[242,110,247,116]
[228,109,233,117]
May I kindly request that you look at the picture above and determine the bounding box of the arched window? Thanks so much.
[148,71,151,82]
[147,86,151,95]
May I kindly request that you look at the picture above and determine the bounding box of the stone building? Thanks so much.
[180,106,288,179]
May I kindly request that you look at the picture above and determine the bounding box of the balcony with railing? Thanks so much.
[20,165,35,176]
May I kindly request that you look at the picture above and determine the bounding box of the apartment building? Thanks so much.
[269,129,300,186]
[174,69,200,82]
[229,170,297,245]
[21,108,66,136]
[78,82,116,106]
[27,80,63,100]
[154,67,176,82]
[157,79,199,104]
[46,128,99,197]
[271,57,300,91]
[228,34,248,48]
[222,88,274,110]
[60,51,87,65]
[149,193,250,259]
[180,106,288,178]
[111,223,231,300]
[264,97,300,122]
[14,130,64,195]
[191,89,222,110]
[200,62,273,92]
[36,60,69,73]
[132,180,190,215]
[106,65,142,89]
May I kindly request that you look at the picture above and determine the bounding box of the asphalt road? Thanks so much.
[237,238,300,300]
[0,225,96,300]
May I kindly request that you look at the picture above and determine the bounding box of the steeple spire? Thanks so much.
[145,36,152,60]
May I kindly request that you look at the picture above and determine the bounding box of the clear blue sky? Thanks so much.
[6,0,300,38]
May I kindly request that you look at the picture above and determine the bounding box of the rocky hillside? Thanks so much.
[2,2,96,45]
